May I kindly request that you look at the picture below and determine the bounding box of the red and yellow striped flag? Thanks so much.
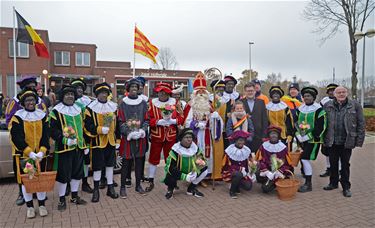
[15,10,49,58]
[134,26,158,63]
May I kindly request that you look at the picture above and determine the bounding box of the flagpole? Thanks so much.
[13,6,17,97]
[133,23,136,78]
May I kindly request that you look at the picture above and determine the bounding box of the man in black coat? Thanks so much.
[241,82,268,153]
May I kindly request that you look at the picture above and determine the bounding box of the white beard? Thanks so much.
[191,91,211,121]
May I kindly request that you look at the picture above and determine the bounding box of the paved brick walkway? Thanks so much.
[1,142,374,228]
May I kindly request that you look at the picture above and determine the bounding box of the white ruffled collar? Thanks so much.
[53,103,82,116]
[14,109,46,121]
[88,99,118,114]
[172,142,198,157]
[225,144,251,161]
[263,141,286,153]
[320,97,332,106]
[139,94,149,102]
[223,91,239,101]
[266,101,288,111]
[123,96,143,105]
[299,103,321,114]
[152,97,176,108]
[76,95,92,106]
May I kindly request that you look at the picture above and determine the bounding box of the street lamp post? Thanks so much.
[249,42,254,80]
[354,28,375,107]
[42,69,48,96]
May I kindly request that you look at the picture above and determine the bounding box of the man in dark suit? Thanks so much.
[241,82,268,153]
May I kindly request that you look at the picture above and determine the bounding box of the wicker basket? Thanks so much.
[275,170,300,201]
[21,159,57,193]
[289,150,302,167]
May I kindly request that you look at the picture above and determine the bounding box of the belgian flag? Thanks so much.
[15,10,49,58]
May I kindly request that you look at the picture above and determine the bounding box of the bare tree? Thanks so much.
[236,69,258,93]
[153,47,178,70]
[303,0,375,98]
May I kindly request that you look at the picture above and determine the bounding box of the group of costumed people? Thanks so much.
[7,71,362,219]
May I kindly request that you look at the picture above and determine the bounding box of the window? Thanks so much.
[54,51,70,66]
[76,52,90,66]
[8,39,29,58]
[6,75,21,98]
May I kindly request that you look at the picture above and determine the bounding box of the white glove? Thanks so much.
[302,135,310,142]
[167,119,177,125]
[251,173,257,183]
[67,138,77,147]
[127,131,137,141]
[196,121,206,130]
[157,119,169,126]
[260,170,274,180]
[163,114,171,120]
[211,111,220,119]
[115,144,120,149]
[132,131,142,140]
[29,152,38,160]
[241,167,248,177]
[274,170,285,179]
[296,133,309,142]
[139,129,146,138]
[186,172,197,182]
[101,127,110,135]
[84,148,90,155]
[36,152,44,160]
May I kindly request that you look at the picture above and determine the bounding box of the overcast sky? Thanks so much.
[1,0,374,83]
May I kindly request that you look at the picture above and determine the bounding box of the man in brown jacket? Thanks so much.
[322,86,365,197]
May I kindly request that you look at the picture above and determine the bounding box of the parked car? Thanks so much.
[364,96,375,108]
[0,121,14,179]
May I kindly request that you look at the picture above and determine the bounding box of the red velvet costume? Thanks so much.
[148,96,183,165]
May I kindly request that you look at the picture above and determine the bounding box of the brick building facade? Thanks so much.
[0,27,198,100]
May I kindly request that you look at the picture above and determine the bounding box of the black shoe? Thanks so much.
[323,184,338,191]
[120,187,127,199]
[135,186,147,195]
[141,177,148,182]
[57,200,66,211]
[187,188,204,198]
[125,179,132,188]
[82,182,94,194]
[230,191,237,199]
[165,190,173,199]
[65,184,71,196]
[298,184,312,193]
[91,188,100,203]
[343,189,352,197]
[145,182,154,192]
[300,168,305,178]
[236,189,241,195]
[261,180,276,193]
[319,169,331,177]
[33,193,37,199]
[70,196,87,205]
[106,185,119,199]
[99,179,107,189]
[16,194,25,206]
